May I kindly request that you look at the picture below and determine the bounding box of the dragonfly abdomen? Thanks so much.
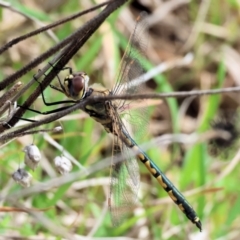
[119,129,202,231]
[138,146,201,230]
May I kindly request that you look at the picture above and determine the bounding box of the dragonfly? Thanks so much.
[22,13,202,231]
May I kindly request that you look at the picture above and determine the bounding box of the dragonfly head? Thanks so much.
[64,71,89,100]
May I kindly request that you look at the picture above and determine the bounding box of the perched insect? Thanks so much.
[18,13,202,231]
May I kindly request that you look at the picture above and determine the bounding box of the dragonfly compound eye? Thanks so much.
[65,72,89,100]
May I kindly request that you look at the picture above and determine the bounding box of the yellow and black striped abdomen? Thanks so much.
[122,131,202,231]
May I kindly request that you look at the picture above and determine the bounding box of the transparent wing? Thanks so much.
[113,12,149,142]
[109,136,140,226]
[109,12,148,226]
[113,12,148,99]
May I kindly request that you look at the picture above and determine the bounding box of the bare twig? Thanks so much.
[0,1,125,91]
[0,0,113,54]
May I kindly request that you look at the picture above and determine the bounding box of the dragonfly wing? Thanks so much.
[109,139,140,226]
[113,12,150,142]
[109,12,148,226]
[113,12,148,98]
[123,145,140,187]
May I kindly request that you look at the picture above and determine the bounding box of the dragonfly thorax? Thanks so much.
[83,86,115,132]
[64,71,89,100]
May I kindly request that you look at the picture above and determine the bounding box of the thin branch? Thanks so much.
[6,0,128,128]
[89,85,240,101]
[0,81,22,116]
[2,83,240,142]
[0,0,58,44]
[0,0,113,54]
[0,0,126,90]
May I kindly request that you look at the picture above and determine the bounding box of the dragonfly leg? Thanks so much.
[15,69,78,116]
[47,63,74,95]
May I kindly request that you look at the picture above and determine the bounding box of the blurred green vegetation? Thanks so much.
[0,0,240,239]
